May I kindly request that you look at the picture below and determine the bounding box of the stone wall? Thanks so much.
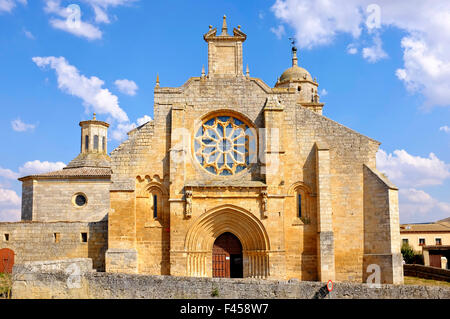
[0,221,107,271]
[11,261,450,299]
[363,165,403,284]
[23,179,111,222]
[404,264,450,282]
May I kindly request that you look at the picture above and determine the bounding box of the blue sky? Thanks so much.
[0,0,449,224]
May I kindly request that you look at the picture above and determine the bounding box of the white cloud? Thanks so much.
[270,25,285,39]
[0,0,26,13]
[399,188,450,223]
[377,149,450,223]
[0,208,21,222]
[362,33,387,63]
[0,188,20,206]
[137,115,152,126]
[18,160,66,176]
[49,18,102,40]
[320,88,328,97]
[43,0,137,40]
[82,0,138,24]
[11,118,36,132]
[0,167,19,180]
[377,149,450,188]
[347,44,358,55]
[23,28,35,39]
[110,115,153,141]
[110,122,136,141]
[440,126,450,133]
[32,56,129,123]
[115,79,138,96]
[271,0,364,49]
[271,0,450,108]
[0,187,21,222]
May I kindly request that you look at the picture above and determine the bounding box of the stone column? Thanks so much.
[315,142,336,282]
[106,179,138,274]
[169,104,189,276]
[262,96,286,279]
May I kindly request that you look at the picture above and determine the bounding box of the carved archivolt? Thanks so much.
[184,204,271,278]
[185,204,270,252]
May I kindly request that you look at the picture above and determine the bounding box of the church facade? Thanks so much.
[0,17,403,284]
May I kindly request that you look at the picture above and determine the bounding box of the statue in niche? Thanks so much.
[185,190,193,218]
[261,191,268,218]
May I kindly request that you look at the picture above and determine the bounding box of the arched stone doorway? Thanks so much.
[213,232,243,278]
[185,204,270,278]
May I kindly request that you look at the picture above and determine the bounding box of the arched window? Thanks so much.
[94,135,99,150]
[102,136,106,152]
[85,135,89,151]
[297,193,302,218]
[290,182,312,224]
[150,190,162,220]
[153,194,158,219]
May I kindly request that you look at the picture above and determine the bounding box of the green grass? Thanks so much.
[0,273,12,298]
[404,276,450,288]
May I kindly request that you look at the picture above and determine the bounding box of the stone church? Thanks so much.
[0,17,403,284]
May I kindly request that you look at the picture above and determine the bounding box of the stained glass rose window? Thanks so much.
[194,116,256,176]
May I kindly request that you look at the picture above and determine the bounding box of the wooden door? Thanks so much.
[212,232,242,278]
[0,249,14,274]
[429,254,442,268]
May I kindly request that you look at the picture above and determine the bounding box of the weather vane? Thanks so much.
[289,37,296,49]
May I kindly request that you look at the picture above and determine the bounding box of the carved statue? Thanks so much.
[261,191,268,218]
[185,190,193,218]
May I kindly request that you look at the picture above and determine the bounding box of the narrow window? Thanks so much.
[436,238,442,245]
[153,195,158,219]
[85,135,89,151]
[102,136,106,152]
[402,238,409,245]
[4,234,9,242]
[81,233,88,243]
[94,135,99,150]
[297,194,302,218]
[419,238,425,246]
[54,233,60,243]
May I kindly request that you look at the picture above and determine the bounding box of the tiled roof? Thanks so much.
[400,222,450,233]
[19,167,111,181]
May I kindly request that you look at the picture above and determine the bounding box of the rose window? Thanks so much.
[194,116,256,176]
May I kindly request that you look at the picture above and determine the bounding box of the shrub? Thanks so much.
[211,287,219,297]
[401,243,415,264]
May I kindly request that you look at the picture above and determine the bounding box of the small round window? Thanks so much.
[73,194,87,207]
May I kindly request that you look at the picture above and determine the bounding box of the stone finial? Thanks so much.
[246,64,250,77]
[292,46,298,67]
[221,15,228,35]
[238,25,241,30]
[201,65,206,79]
[93,113,96,120]
[156,73,160,87]
[209,25,212,30]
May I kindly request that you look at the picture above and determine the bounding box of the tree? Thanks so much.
[401,243,416,264]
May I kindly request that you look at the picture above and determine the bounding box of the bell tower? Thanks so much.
[203,15,247,77]
[66,113,111,169]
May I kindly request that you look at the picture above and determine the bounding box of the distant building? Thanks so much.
[400,218,450,269]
